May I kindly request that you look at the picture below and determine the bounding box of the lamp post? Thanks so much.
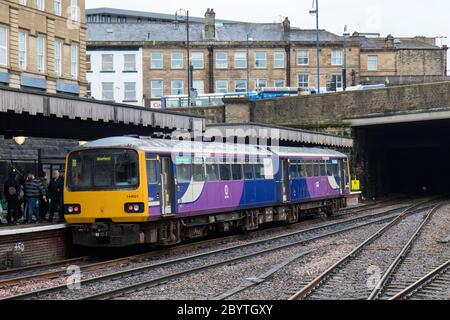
[175,9,192,106]
[343,25,350,91]
[246,34,253,93]
[309,0,320,94]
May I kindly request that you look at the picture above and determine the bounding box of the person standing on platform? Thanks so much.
[38,172,49,223]
[3,170,20,225]
[24,172,47,224]
[48,170,64,223]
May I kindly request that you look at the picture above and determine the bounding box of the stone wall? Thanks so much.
[175,81,450,131]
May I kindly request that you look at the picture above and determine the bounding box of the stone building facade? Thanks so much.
[355,33,448,85]
[86,8,447,107]
[0,0,87,96]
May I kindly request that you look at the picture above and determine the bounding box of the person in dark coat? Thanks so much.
[3,170,20,225]
[24,172,46,224]
[37,172,49,223]
[48,170,64,223]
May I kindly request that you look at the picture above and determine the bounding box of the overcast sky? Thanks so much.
[86,0,449,70]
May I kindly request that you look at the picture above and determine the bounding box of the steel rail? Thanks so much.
[289,199,438,300]
[367,203,444,300]
[4,206,405,300]
[390,260,450,300]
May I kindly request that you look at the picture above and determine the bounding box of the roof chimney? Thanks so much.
[282,17,291,33]
[204,8,216,41]
[385,34,395,49]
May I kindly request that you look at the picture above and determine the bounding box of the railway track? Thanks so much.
[0,197,411,292]
[289,199,444,300]
[368,203,449,300]
[2,203,412,300]
[390,260,450,300]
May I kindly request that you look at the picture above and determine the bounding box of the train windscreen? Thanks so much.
[67,149,139,191]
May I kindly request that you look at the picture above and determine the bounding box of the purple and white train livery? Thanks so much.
[66,137,350,247]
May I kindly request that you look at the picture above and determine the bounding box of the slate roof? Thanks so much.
[87,22,343,43]
[354,36,440,50]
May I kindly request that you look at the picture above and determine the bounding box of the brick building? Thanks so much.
[86,8,448,107]
[0,0,87,96]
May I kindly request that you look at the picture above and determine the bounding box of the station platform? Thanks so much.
[0,223,71,269]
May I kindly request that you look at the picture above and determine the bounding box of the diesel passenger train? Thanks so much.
[64,137,350,247]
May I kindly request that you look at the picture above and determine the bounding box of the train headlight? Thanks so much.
[65,204,81,215]
[125,203,145,214]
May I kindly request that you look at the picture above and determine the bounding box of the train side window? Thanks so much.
[244,164,255,180]
[305,161,313,177]
[313,161,320,177]
[299,162,306,178]
[146,160,158,184]
[193,163,205,182]
[232,164,243,180]
[220,164,232,181]
[205,163,219,181]
[254,163,264,180]
[176,164,192,183]
[289,161,299,179]
[319,161,327,177]
[332,160,340,176]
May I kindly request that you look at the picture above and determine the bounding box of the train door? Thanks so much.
[282,159,290,202]
[339,159,347,195]
[159,156,175,216]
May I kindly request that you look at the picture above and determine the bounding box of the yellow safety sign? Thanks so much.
[352,180,361,191]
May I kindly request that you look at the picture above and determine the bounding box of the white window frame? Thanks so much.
[124,54,136,71]
[255,79,267,88]
[191,52,204,69]
[18,31,27,70]
[234,52,247,69]
[216,51,228,69]
[274,51,285,69]
[171,52,184,69]
[298,74,309,88]
[70,0,79,22]
[36,0,45,11]
[101,82,114,101]
[297,50,309,65]
[255,51,267,69]
[70,43,78,79]
[0,26,7,67]
[150,52,164,69]
[124,82,137,101]
[101,54,114,71]
[274,79,285,87]
[332,49,343,66]
[234,80,247,92]
[171,79,184,95]
[54,0,62,16]
[215,80,228,93]
[151,80,164,98]
[193,80,205,95]
[331,74,343,89]
[19,0,27,5]
[368,55,378,71]
[37,35,45,73]
[54,39,62,76]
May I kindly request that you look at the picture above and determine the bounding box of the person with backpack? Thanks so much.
[3,170,20,225]
[24,172,47,224]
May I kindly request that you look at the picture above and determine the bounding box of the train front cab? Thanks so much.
[65,148,178,248]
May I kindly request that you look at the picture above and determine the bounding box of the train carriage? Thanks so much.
[64,137,350,247]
